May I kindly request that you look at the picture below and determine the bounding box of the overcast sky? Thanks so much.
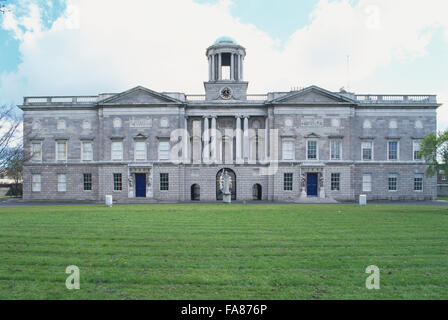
[1,0,447,129]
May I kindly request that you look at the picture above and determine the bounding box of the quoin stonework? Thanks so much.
[20,37,440,202]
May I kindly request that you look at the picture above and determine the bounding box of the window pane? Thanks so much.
[414,174,423,191]
[331,173,340,191]
[82,142,93,161]
[388,174,397,191]
[58,174,66,192]
[282,141,294,160]
[32,143,42,161]
[113,173,122,191]
[388,141,398,160]
[362,141,372,160]
[32,174,41,192]
[413,141,422,160]
[362,174,372,192]
[112,142,123,160]
[331,141,341,160]
[159,141,170,160]
[135,141,146,160]
[57,142,67,161]
[160,173,169,190]
[83,174,92,191]
[283,173,293,191]
[307,141,317,159]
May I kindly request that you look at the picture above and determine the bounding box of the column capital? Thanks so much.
[235,115,243,119]
[243,115,250,119]
[210,115,218,119]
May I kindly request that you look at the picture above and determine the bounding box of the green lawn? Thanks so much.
[0,204,447,300]
[438,196,448,201]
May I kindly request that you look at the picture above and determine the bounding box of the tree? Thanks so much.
[0,105,22,169]
[421,130,448,178]
[5,147,24,196]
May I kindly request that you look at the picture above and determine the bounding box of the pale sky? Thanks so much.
[1,0,447,129]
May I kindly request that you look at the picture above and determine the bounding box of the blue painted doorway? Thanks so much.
[135,174,146,198]
[307,173,318,197]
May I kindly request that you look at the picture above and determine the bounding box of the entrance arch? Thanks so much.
[252,184,262,200]
[216,169,236,201]
[191,184,200,201]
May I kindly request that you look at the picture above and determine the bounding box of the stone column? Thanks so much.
[211,55,215,81]
[211,116,217,162]
[218,53,222,81]
[184,116,189,163]
[264,117,269,160]
[243,116,250,161]
[239,55,243,81]
[203,116,210,163]
[230,54,234,80]
[235,116,242,163]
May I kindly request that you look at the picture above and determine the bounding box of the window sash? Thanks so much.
[413,141,422,160]
[82,142,93,161]
[330,141,341,160]
[111,142,123,161]
[57,174,66,192]
[307,141,317,160]
[361,142,372,160]
[388,141,398,160]
[83,174,92,191]
[113,173,122,191]
[160,173,169,190]
[32,175,41,192]
[56,142,67,161]
[159,141,170,160]
[414,174,423,191]
[362,174,372,192]
[331,173,340,191]
[32,143,42,161]
[388,175,397,191]
[135,141,146,161]
[283,173,293,191]
[282,141,294,160]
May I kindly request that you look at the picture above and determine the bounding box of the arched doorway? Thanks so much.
[191,184,200,201]
[216,169,236,201]
[252,184,262,200]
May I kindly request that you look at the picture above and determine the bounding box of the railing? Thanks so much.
[355,95,437,104]
[186,95,206,101]
[186,94,268,102]
[24,96,99,105]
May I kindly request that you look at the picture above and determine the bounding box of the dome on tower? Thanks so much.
[213,36,237,45]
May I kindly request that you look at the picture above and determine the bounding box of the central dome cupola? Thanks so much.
[205,37,248,100]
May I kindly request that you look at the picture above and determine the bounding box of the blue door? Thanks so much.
[307,173,318,197]
[135,174,146,198]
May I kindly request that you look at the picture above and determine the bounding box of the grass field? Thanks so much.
[0,204,447,300]
[438,196,448,201]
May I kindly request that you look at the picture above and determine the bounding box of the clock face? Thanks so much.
[220,87,232,100]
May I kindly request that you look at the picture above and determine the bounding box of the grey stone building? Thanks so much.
[20,37,440,203]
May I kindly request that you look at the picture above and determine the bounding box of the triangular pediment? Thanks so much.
[99,86,182,105]
[270,86,356,104]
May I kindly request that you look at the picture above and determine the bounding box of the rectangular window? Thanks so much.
[442,176,447,181]
[135,141,147,161]
[330,140,341,160]
[160,173,169,191]
[57,174,66,192]
[362,174,372,192]
[82,142,93,161]
[361,141,373,161]
[83,174,92,191]
[388,174,397,191]
[32,174,41,192]
[284,173,293,191]
[56,141,67,161]
[282,140,294,160]
[331,173,340,191]
[32,142,42,162]
[307,140,317,160]
[111,141,123,161]
[388,141,399,160]
[414,174,423,191]
[159,141,170,160]
[113,173,122,191]
[413,140,422,161]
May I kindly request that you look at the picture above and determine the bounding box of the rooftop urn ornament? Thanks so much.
[219,169,232,204]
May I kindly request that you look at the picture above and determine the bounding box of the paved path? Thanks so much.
[1,198,448,207]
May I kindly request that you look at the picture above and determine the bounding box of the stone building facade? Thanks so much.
[20,37,440,202]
